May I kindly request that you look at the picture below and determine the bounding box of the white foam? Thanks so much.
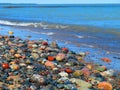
[0,20,47,28]
[76,35,84,38]
[0,20,68,30]
[81,44,94,48]
[41,32,54,35]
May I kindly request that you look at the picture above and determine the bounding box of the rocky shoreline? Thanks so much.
[0,32,120,90]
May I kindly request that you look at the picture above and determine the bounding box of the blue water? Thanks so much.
[0,4,120,53]
[0,4,120,28]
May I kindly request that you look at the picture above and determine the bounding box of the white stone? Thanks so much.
[19,63,26,66]
[101,69,114,77]
[59,71,68,77]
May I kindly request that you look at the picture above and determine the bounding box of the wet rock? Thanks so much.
[59,71,68,77]
[56,53,65,61]
[70,78,92,88]
[50,41,58,48]
[10,64,19,71]
[31,53,40,59]
[101,69,114,77]
[31,74,44,83]
[96,66,106,72]
[73,70,83,77]
[97,82,113,90]
[44,61,55,68]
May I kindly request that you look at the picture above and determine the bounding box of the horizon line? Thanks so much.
[0,3,120,4]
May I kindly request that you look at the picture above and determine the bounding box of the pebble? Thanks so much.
[70,78,92,88]
[59,71,68,77]
[56,53,65,61]
[101,69,114,77]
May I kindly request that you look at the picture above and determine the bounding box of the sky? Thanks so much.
[0,0,120,4]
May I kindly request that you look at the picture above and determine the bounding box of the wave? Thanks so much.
[0,20,120,37]
[0,20,68,30]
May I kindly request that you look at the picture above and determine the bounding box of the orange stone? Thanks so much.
[101,58,111,63]
[48,56,55,61]
[10,49,15,53]
[65,68,73,74]
[86,64,92,70]
[14,54,21,58]
[98,82,113,90]
[45,61,55,68]
[10,64,19,70]
[28,41,35,44]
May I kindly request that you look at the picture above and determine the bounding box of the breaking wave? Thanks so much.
[0,20,68,29]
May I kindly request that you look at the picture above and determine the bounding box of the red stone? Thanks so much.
[62,48,69,52]
[48,56,55,61]
[42,42,48,45]
[65,68,73,73]
[2,63,9,69]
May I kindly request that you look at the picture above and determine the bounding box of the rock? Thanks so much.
[101,57,111,63]
[96,66,106,72]
[65,63,71,66]
[45,61,55,68]
[78,87,89,90]
[57,84,64,89]
[31,74,44,83]
[27,65,34,69]
[59,71,68,77]
[56,53,65,61]
[19,63,26,66]
[10,64,19,71]
[2,63,9,69]
[32,44,38,48]
[31,53,40,59]
[14,54,21,58]
[65,68,73,74]
[73,70,83,77]
[98,82,113,90]
[79,52,86,57]
[0,42,3,46]
[50,41,58,48]
[101,69,114,77]
[42,41,48,46]
[47,56,55,61]
[81,67,91,76]
[8,31,14,35]
[70,78,92,88]
[30,85,37,90]
[62,47,69,53]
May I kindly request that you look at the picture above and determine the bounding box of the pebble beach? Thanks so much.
[0,3,120,90]
[0,30,119,90]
